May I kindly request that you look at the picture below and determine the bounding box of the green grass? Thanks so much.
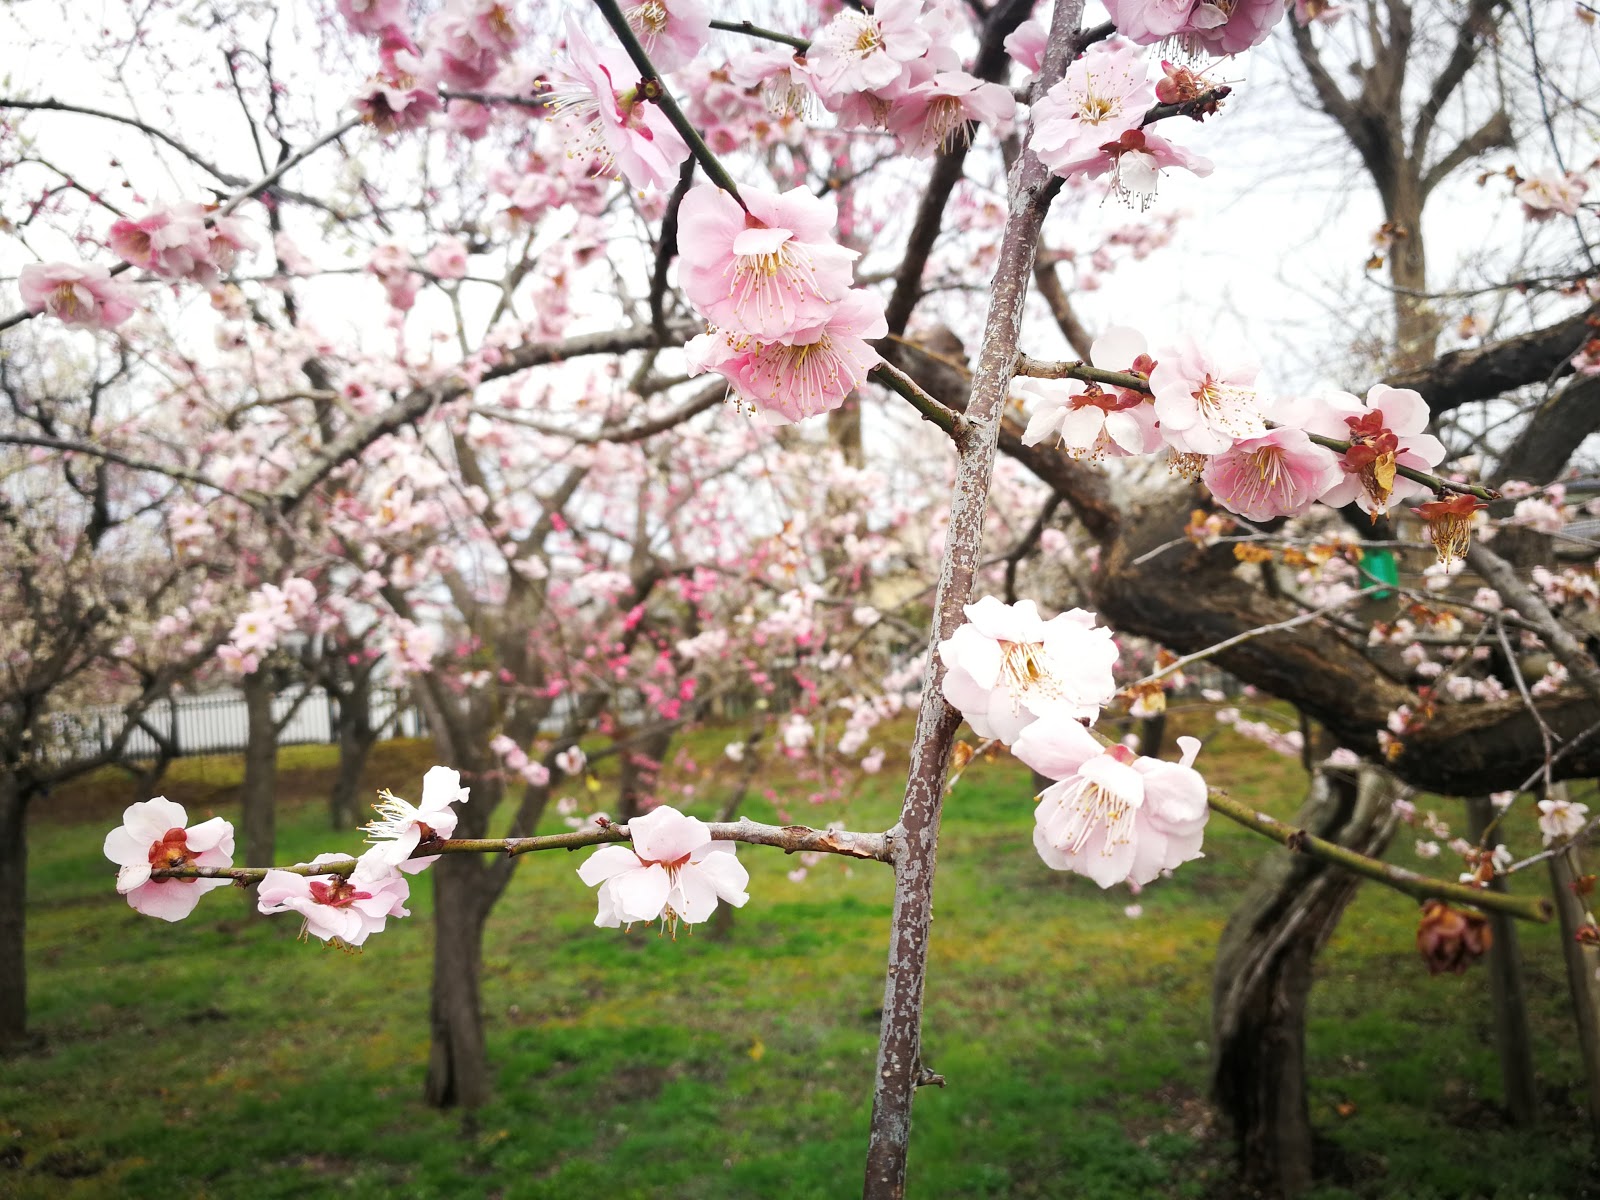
[3,721,1597,1199]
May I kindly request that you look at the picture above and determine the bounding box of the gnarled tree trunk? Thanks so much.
[1211,764,1400,1199]
[0,772,29,1050]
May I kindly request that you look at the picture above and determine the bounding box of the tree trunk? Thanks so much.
[424,854,492,1109]
[240,672,278,904]
[0,772,28,1051]
[616,726,674,823]
[1546,823,1600,1139]
[1465,794,1538,1126]
[1211,765,1400,1199]
[328,674,376,829]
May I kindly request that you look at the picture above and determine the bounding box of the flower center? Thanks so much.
[148,827,197,870]
[728,228,823,325]
[997,639,1054,698]
[1051,774,1140,855]
[308,878,373,908]
[52,283,85,319]
[922,96,971,151]
[628,0,670,40]
[1192,376,1261,437]
[849,16,884,56]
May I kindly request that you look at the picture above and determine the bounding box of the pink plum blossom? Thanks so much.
[861,747,886,774]
[726,48,816,118]
[677,183,858,339]
[938,596,1119,744]
[1030,42,1155,180]
[1003,18,1047,73]
[1148,334,1269,455]
[257,851,411,945]
[103,798,235,921]
[423,236,470,279]
[1012,722,1209,888]
[1516,171,1589,221]
[336,0,407,36]
[18,262,136,330]
[624,0,710,72]
[547,18,690,191]
[1102,0,1202,43]
[362,765,469,873]
[685,289,887,424]
[109,205,211,279]
[420,0,517,90]
[1183,0,1285,55]
[887,72,1016,156]
[356,72,442,134]
[1202,426,1341,521]
[556,746,587,776]
[1295,384,1446,515]
[807,0,932,100]
[576,805,749,931]
[1019,326,1159,458]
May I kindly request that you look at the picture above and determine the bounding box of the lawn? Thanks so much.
[3,717,1596,1199]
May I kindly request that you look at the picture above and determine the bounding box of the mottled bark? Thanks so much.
[1211,766,1399,1198]
[0,772,28,1050]
[863,3,1082,1193]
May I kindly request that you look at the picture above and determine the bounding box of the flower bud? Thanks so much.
[1416,899,1492,975]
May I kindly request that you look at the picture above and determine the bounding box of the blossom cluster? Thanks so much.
[105,765,748,938]
[938,595,1209,889]
[1017,325,1453,544]
[681,183,887,424]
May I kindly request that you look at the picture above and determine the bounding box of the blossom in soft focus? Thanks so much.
[362,765,469,874]
[1202,427,1340,522]
[576,805,749,931]
[1416,900,1492,975]
[1515,170,1588,221]
[103,798,235,921]
[685,289,886,424]
[861,747,886,774]
[355,72,442,134]
[423,236,470,279]
[547,18,690,191]
[1012,721,1210,888]
[1031,42,1155,181]
[257,851,411,946]
[19,262,137,330]
[337,0,407,36]
[1003,17,1047,72]
[676,184,858,339]
[623,0,710,72]
[807,0,931,100]
[556,746,587,777]
[937,596,1119,744]
[1181,0,1286,55]
[887,72,1015,156]
[1149,335,1268,455]
[1538,795,1590,845]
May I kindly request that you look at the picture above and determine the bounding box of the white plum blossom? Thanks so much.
[103,798,235,921]
[938,596,1119,744]
[362,765,469,874]
[576,805,749,932]
[555,746,587,777]
[257,850,411,946]
[1012,720,1210,889]
[1538,795,1590,845]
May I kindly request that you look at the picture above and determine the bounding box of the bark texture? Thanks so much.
[1211,766,1399,1199]
[328,670,377,829]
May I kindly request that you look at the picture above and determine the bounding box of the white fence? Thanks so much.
[40,686,426,764]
